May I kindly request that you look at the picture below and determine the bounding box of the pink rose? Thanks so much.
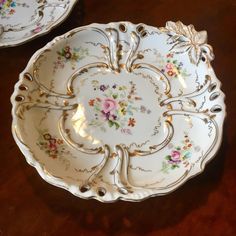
[102,98,117,113]
[171,150,181,161]
[166,63,173,70]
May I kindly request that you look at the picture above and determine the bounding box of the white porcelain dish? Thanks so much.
[11,21,226,202]
[0,0,78,48]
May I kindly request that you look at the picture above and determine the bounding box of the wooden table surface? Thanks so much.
[0,0,235,235]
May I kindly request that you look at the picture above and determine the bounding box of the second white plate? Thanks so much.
[0,0,78,48]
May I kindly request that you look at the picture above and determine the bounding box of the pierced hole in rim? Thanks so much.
[24,73,33,82]
[208,83,217,92]
[140,30,148,38]
[201,56,206,62]
[15,95,24,102]
[210,105,222,113]
[136,25,144,33]
[19,84,28,91]
[80,185,90,193]
[210,92,220,101]
[97,187,106,197]
[119,23,127,32]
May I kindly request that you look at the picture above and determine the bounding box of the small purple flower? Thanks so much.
[100,85,106,91]
[101,110,110,120]
[168,159,181,165]
[121,128,132,135]
[112,114,117,120]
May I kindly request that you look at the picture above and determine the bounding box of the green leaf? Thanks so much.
[108,120,114,127]
[162,162,168,169]
[165,155,171,160]
[171,164,179,169]
[112,94,118,99]
[113,122,120,129]
[94,106,100,111]
[57,50,63,56]
[161,161,169,174]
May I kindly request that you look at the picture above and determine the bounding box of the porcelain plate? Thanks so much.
[11,21,226,202]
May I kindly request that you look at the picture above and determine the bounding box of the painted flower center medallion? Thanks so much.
[63,68,168,151]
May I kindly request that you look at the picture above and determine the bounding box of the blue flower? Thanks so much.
[11,2,16,7]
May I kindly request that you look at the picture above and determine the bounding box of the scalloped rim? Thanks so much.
[0,0,78,48]
[11,21,226,202]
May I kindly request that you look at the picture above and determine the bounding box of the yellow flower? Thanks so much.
[119,101,128,108]
[118,107,126,116]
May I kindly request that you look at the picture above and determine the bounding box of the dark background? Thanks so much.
[0,0,235,235]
